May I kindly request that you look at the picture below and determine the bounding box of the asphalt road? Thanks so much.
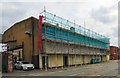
[2,60,119,76]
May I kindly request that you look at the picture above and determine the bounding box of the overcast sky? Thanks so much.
[0,0,119,47]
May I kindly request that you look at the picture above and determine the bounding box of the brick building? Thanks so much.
[110,46,119,60]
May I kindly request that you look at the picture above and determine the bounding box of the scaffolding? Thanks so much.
[40,10,110,50]
[39,10,110,69]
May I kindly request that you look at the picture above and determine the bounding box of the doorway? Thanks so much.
[63,55,68,67]
[82,55,85,64]
[42,56,48,69]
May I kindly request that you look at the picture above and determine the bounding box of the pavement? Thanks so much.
[2,60,119,77]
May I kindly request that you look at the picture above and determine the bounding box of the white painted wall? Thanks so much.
[0,44,7,52]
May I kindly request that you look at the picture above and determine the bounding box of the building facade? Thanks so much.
[110,46,119,60]
[2,11,110,69]
[0,34,2,43]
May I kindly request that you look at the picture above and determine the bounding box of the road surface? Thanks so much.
[2,60,119,77]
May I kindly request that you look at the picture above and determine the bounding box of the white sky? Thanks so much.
[0,0,119,47]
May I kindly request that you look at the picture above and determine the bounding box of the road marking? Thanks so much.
[29,73,43,76]
[69,74,77,76]
[48,72,55,74]
[85,74,96,76]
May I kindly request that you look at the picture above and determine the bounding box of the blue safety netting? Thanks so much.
[41,11,110,49]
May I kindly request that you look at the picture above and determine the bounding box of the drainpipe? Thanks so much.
[31,18,34,64]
